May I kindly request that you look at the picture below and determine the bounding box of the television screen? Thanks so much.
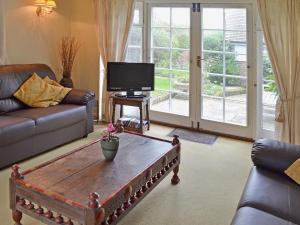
[107,62,155,92]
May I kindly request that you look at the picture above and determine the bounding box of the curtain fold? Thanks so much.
[94,0,135,121]
[257,0,300,144]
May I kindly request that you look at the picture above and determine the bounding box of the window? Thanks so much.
[258,32,277,134]
[126,2,144,62]
[261,37,277,131]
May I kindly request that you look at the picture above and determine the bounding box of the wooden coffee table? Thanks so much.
[10,132,181,225]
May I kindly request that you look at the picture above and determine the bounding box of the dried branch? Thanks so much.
[59,36,80,78]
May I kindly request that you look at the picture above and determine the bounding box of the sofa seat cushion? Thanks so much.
[7,104,86,134]
[0,116,35,146]
[231,207,297,225]
[238,167,300,224]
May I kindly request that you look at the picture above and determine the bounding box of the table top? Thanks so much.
[17,132,175,209]
[112,95,151,102]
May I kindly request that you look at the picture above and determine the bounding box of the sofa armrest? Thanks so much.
[63,89,95,105]
[62,89,96,134]
[252,139,300,173]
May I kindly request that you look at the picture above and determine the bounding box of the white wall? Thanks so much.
[69,0,100,99]
[0,0,70,80]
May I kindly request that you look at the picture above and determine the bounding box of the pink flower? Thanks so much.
[107,123,116,133]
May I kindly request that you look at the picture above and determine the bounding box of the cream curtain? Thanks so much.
[94,0,135,122]
[257,0,300,144]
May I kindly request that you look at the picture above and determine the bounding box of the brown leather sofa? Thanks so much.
[231,139,300,225]
[0,64,96,169]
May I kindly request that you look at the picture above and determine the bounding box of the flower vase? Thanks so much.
[101,136,119,161]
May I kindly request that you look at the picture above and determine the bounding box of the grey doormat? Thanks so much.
[168,128,218,145]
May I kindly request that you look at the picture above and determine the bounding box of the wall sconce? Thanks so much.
[35,0,57,16]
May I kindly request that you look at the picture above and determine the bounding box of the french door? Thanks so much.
[148,3,254,138]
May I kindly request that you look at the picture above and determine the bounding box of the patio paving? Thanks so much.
[151,92,277,130]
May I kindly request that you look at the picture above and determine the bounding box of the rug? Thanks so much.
[168,128,218,145]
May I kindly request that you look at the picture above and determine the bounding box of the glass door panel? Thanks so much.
[150,6,191,118]
[201,7,248,127]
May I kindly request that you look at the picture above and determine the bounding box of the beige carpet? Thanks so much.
[0,124,252,225]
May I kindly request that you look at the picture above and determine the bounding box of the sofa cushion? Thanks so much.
[0,98,27,114]
[0,116,35,146]
[231,207,297,225]
[7,105,86,134]
[238,167,300,224]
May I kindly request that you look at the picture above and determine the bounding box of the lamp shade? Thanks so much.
[46,0,57,8]
[34,0,46,6]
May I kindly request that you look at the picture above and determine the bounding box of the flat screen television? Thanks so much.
[107,62,155,98]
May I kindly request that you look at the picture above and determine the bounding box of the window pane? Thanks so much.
[155,68,171,93]
[225,99,247,125]
[151,90,170,113]
[133,9,141,25]
[128,26,142,46]
[152,7,170,27]
[203,52,223,74]
[261,34,277,132]
[170,92,189,116]
[225,53,247,76]
[202,8,223,30]
[225,77,246,98]
[172,28,190,49]
[126,47,141,62]
[172,8,190,28]
[203,74,223,97]
[133,2,143,25]
[126,2,143,63]
[152,49,171,69]
[171,70,189,92]
[152,28,170,48]
[225,8,246,31]
[225,31,247,54]
[203,30,224,52]
[202,96,223,122]
[172,49,190,70]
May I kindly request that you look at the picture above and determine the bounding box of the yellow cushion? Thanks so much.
[43,76,62,87]
[14,73,71,108]
[285,158,300,185]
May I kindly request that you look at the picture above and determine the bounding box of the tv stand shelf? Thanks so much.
[112,95,151,134]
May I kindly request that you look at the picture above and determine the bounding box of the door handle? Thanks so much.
[197,56,204,68]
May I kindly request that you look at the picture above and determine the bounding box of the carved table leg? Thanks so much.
[171,165,180,185]
[12,210,22,225]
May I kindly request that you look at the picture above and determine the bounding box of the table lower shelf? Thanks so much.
[118,117,149,134]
